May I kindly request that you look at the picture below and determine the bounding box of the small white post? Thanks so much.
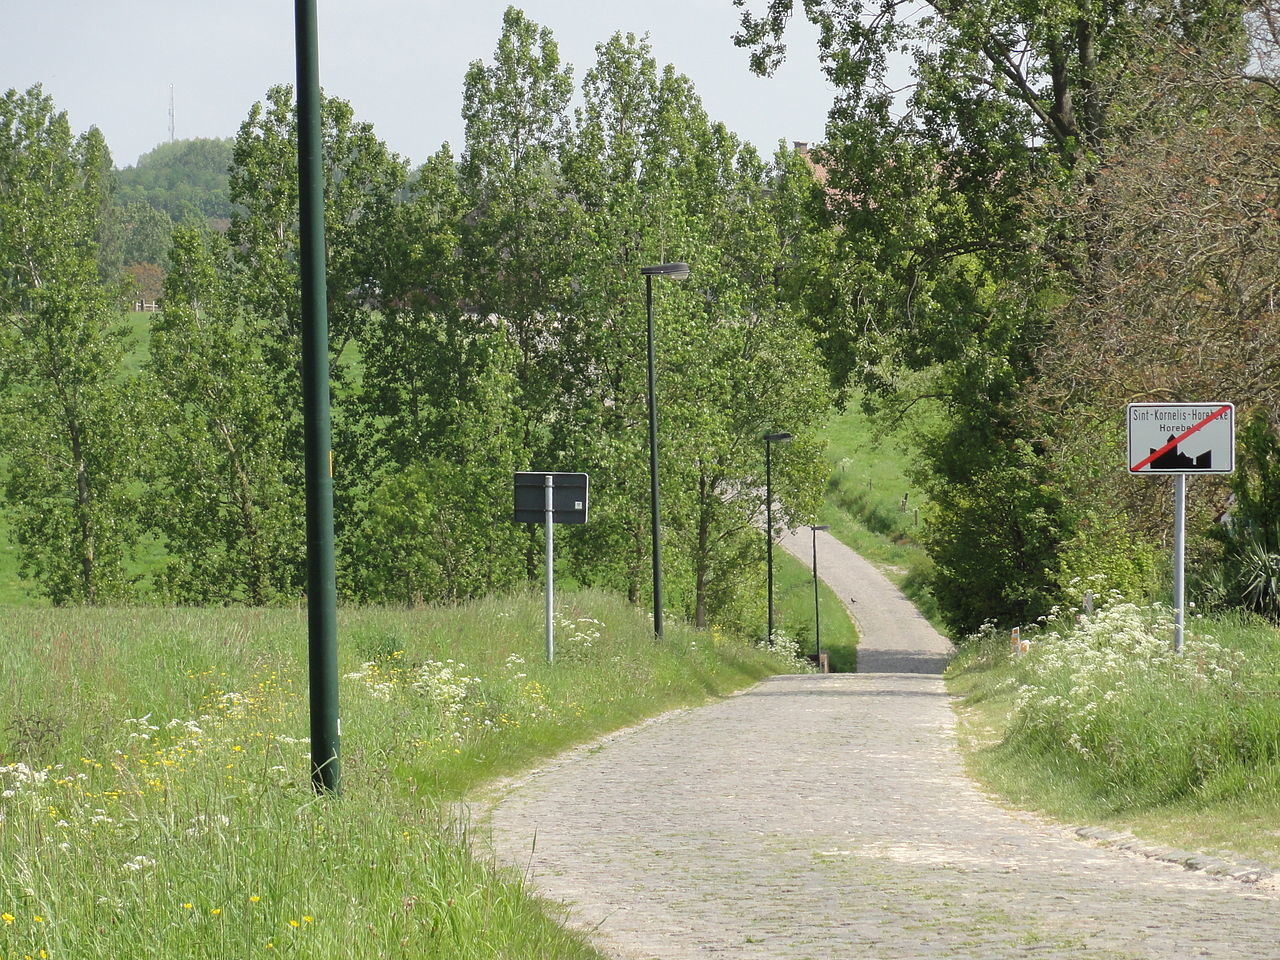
[545,474,555,664]
[1173,473,1186,654]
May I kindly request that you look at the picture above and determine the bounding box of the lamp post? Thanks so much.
[810,524,831,667]
[295,0,340,794]
[640,262,690,638]
[763,431,793,644]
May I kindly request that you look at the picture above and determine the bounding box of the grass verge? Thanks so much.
[947,603,1280,867]
[772,547,858,672]
[0,590,796,959]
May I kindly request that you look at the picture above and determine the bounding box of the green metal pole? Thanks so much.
[812,525,821,662]
[295,0,340,794]
[766,439,774,644]
[645,274,665,639]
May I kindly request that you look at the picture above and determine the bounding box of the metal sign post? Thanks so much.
[1173,474,1186,653]
[514,472,589,664]
[1127,403,1235,653]
[544,475,554,664]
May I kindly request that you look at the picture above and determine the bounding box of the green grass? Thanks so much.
[947,605,1280,867]
[121,310,153,375]
[819,399,943,630]
[0,589,794,959]
[772,548,858,672]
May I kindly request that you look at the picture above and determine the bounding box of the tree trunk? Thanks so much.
[69,420,96,603]
[694,473,711,629]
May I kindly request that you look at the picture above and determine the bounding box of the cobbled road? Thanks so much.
[484,528,1280,959]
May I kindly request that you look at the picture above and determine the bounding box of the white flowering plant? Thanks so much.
[1000,599,1251,803]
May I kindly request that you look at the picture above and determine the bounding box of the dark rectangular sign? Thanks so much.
[514,472,589,524]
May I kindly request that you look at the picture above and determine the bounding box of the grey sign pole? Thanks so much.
[1127,402,1234,654]
[514,471,588,665]
[545,474,555,664]
[1173,474,1186,654]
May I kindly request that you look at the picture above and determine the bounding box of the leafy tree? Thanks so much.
[227,84,409,597]
[554,31,832,628]
[143,226,302,604]
[458,6,577,455]
[115,137,236,222]
[117,200,174,267]
[346,145,528,602]
[732,0,1252,631]
[0,86,142,603]
[229,85,407,373]
[1196,411,1280,619]
[351,459,524,605]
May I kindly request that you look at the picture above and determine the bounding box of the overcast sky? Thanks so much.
[5,0,839,169]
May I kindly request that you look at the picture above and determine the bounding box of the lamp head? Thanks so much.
[811,524,831,531]
[640,262,691,281]
[763,431,793,443]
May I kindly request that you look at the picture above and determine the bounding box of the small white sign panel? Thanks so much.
[1127,403,1235,474]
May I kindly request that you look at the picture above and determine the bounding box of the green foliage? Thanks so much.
[922,439,1067,635]
[114,137,235,222]
[1199,411,1280,619]
[734,0,1255,639]
[0,85,143,603]
[1056,509,1162,608]
[350,460,524,604]
[116,200,173,267]
[949,603,1280,836]
[0,26,834,630]
[143,227,302,604]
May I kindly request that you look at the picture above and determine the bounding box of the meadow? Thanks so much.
[948,598,1280,866]
[0,591,803,959]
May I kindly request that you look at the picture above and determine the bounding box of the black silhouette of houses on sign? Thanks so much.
[1149,435,1212,470]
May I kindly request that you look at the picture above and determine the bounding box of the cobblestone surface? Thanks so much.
[484,529,1280,959]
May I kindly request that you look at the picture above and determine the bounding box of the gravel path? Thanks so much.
[484,529,1280,959]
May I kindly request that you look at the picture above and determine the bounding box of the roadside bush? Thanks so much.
[1200,410,1280,619]
[923,439,1068,636]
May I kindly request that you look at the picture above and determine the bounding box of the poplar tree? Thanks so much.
[144,227,301,604]
[0,86,141,603]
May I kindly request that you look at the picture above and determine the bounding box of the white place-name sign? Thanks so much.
[1127,403,1235,475]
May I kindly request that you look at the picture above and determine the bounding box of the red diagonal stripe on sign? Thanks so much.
[1131,404,1232,472]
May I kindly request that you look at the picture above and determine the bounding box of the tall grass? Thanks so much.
[949,601,1280,864]
[0,590,795,959]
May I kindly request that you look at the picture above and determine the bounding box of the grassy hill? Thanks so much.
[0,589,800,958]
[818,398,941,628]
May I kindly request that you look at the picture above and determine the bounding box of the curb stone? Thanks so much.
[1073,826,1275,884]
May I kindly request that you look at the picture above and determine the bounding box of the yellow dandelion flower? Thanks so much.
[33,915,44,923]
[211,908,222,916]
[288,919,300,928]
[249,896,261,903]
[182,903,193,910]
[302,915,313,923]
[2,913,14,924]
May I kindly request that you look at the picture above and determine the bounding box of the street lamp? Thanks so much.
[296,0,340,794]
[810,524,831,669]
[763,431,793,644]
[640,262,690,638]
